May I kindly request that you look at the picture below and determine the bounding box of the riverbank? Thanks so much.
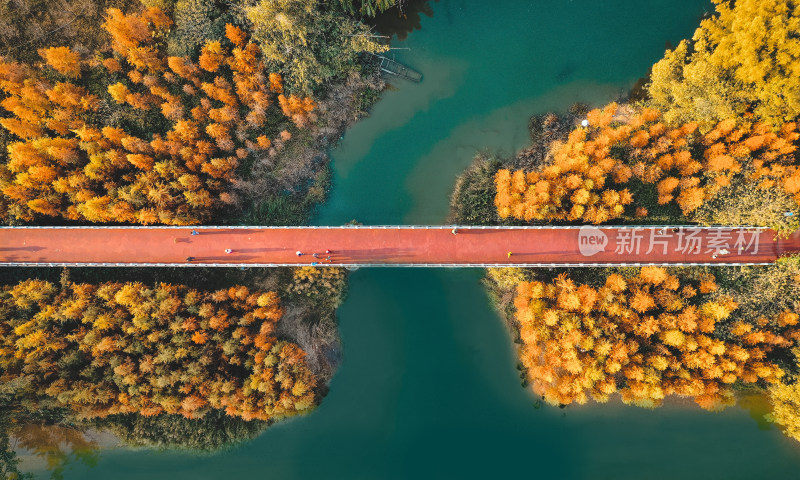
[0,2,388,473]
[15,1,800,478]
[234,71,386,226]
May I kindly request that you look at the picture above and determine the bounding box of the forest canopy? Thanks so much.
[493,103,800,231]
[0,8,315,225]
[447,0,800,446]
[0,1,388,226]
[244,0,387,94]
[0,0,364,466]
[509,267,799,410]
[647,0,800,129]
[0,278,318,422]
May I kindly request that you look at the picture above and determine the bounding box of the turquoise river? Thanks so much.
[33,0,800,478]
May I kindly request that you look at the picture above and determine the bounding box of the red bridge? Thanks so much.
[1,226,799,267]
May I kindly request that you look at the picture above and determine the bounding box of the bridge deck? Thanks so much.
[1,226,798,267]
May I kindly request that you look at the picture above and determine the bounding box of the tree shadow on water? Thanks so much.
[371,0,438,41]
[3,418,99,480]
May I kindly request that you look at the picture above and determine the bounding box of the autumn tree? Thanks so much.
[512,267,797,410]
[767,373,800,442]
[0,0,140,65]
[0,7,317,225]
[39,47,82,78]
[0,279,318,422]
[647,0,800,129]
[286,266,348,309]
[494,103,800,225]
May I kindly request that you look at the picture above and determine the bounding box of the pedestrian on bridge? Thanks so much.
[507,252,513,258]
[296,251,303,256]
[451,228,458,235]
[225,249,233,254]
[191,230,199,236]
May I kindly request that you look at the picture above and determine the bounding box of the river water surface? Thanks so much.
[47,0,800,478]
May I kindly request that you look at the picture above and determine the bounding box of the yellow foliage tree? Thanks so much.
[767,364,800,443]
[495,104,800,222]
[0,8,316,224]
[0,279,314,422]
[39,47,82,78]
[648,0,800,129]
[512,268,794,410]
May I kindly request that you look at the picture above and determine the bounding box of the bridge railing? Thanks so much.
[0,225,769,230]
[0,261,773,268]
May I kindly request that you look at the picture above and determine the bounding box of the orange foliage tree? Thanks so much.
[513,267,799,410]
[0,279,317,421]
[0,7,315,225]
[495,103,800,224]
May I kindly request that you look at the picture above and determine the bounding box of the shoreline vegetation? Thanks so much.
[0,4,386,226]
[449,0,800,444]
[0,0,412,476]
[1,264,347,437]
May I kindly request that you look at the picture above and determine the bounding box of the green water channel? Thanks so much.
[43,0,800,478]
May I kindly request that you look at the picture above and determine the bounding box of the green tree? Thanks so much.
[339,0,401,17]
[449,154,502,225]
[96,411,267,450]
[245,0,387,93]
[166,0,231,57]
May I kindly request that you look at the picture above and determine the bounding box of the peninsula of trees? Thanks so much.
[450,0,800,443]
[0,0,398,475]
[2,279,316,421]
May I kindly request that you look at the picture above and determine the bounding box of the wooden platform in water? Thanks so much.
[370,54,422,82]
